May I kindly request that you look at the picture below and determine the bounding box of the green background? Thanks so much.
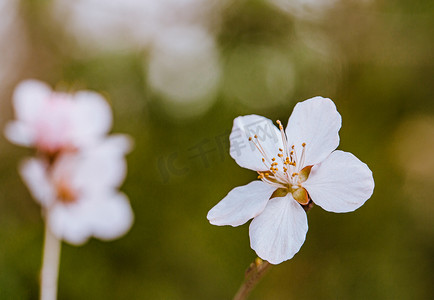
[0,0,433,299]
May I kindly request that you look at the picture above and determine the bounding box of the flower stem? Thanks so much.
[40,221,61,300]
[233,258,272,300]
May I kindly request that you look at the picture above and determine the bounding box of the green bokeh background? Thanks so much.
[0,0,433,299]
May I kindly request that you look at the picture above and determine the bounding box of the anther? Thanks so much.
[302,142,306,147]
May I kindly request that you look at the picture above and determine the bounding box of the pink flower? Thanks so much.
[20,135,133,245]
[6,79,134,245]
[5,80,112,154]
[207,97,374,264]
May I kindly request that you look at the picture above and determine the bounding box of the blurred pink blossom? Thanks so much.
[5,80,134,245]
[5,80,112,154]
[20,136,133,245]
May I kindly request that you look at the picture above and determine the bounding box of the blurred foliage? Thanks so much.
[0,0,433,299]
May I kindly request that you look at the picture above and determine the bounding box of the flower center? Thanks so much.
[249,120,312,204]
[56,178,77,204]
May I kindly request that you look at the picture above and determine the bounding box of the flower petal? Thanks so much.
[249,194,308,264]
[48,192,133,245]
[19,158,55,207]
[285,97,341,166]
[230,115,283,171]
[303,150,374,213]
[207,181,276,227]
[48,203,91,245]
[71,91,113,147]
[74,135,132,190]
[86,192,134,241]
[4,121,35,146]
[13,79,51,122]
[5,80,52,146]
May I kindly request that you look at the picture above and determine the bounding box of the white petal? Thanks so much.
[5,80,51,147]
[48,203,91,245]
[303,150,375,213]
[49,192,133,245]
[74,135,132,190]
[249,194,308,264]
[19,158,55,207]
[230,115,283,171]
[4,121,35,146]
[86,192,134,241]
[71,91,113,147]
[285,97,341,166]
[207,181,276,227]
[13,79,51,122]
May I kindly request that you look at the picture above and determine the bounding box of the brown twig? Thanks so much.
[233,258,272,300]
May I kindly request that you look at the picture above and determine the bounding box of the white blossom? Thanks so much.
[207,97,374,264]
